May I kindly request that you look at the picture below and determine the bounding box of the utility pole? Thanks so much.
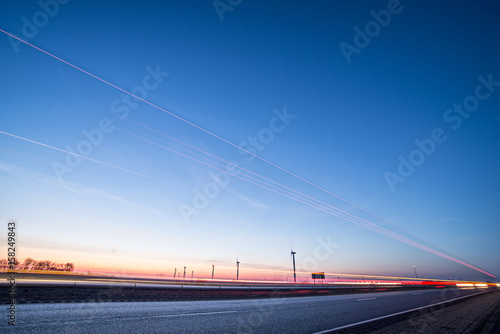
[183,266,186,280]
[212,264,215,280]
[236,259,240,281]
[413,265,418,279]
[291,250,297,283]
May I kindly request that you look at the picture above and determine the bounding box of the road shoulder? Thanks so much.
[371,290,500,334]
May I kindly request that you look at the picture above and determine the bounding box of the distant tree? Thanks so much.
[32,260,41,270]
[52,263,63,270]
[42,260,51,270]
[4,257,75,271]
[50,262,65,271]
[35,260,50,270]
[23,257,35,270]
[7,257,20,269]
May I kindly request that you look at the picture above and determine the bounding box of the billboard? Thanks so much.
[311,272,325,279]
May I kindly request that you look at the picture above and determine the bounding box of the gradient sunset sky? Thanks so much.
[1,0,499,282]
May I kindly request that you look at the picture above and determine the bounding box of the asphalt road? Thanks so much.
[2,288,493,333]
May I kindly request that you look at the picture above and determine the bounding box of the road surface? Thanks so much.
[2,287,493,333]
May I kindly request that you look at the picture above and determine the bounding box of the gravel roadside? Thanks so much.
[371,290,500,334]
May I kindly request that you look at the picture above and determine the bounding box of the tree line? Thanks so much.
[1,257,74,271]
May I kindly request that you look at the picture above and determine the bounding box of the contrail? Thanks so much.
[0,28,415,234]
[123,120,495,277]
[0,130,160,182]
[1,29,493,278]
[125,120,473,270]
[118,128,495,277]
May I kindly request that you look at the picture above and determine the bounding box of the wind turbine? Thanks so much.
[291,249,297,283]
[236,259,240,281]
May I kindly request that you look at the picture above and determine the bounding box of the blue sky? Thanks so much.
[1,0,499,281]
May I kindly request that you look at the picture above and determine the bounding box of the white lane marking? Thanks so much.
[413,293,422,295]
[356,298,376,301]
[152,310,238,318]
[312,290,493,334]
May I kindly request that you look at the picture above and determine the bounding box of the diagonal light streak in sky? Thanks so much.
[123,120,492,276]
[117,128,495,277]
[0,130,161,183]
[0,29,494,278]
[0,28,426,238]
